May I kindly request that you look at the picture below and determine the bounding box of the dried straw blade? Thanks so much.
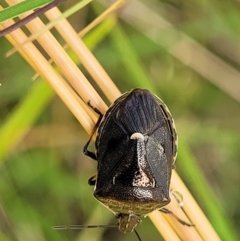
[7,0,107,115]
[0,8,95,134]
[44,6,121,103]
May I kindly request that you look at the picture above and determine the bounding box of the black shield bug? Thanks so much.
[84,88,178,233]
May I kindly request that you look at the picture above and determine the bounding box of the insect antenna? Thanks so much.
[53,225,142,241]
[134,229,142,241]
[52,224,118,230]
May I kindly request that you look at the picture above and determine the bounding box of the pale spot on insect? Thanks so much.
[132,169,154,187]
[130,132,144,140]
[158,144,164,156]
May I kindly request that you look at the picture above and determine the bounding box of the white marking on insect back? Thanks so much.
[130,132,144,140]
[130,132,154,187]
[130,133,146,169]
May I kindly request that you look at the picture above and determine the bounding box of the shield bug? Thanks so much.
[84,88,178,233]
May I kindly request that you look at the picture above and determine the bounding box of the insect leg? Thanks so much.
[159,208,194,227]
[83,101,103,160]
[170,189,184,208]
[88,173,97,186]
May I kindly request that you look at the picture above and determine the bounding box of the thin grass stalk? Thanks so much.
[0,8,95,135]
[1,1,221,240]
[171,171,221,241]
[162,201,203,241]
[6,0,126,59]
[6,0,107,114]
[44,6,121,103]
[149,211,182,241]
[30,1,121,81]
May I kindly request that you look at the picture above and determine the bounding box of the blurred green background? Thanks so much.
[0,0,240,240]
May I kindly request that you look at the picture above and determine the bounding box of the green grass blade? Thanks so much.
[110,24,155,92]
[0,0,53,22]
[0,81,54,163]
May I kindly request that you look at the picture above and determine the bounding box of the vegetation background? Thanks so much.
[0,0,240,241]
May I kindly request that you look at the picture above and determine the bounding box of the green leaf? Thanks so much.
[0,0,53,22]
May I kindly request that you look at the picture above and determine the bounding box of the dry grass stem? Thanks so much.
[1,1,221,240]
[171,172,221,241]
[44,6,121,103]
[7,0,108,115]
[76,0,128,38]
[6,0,126,56]
[0,7,95,135]
[163,201,202,241]
[31,12,117,81]
[149,212,182,241]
